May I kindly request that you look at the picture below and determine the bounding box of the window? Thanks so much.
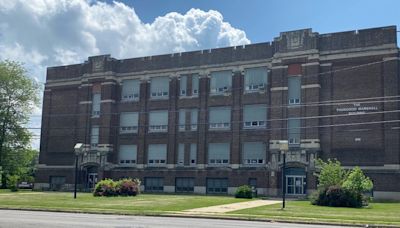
[192,74,199,95]
[242,142,266,165]
[179,109,197,131]
[148,144,167,166]
[288,77,301,105]
[92,93,101,117]
[178,109,186,131]
[120,112,139,134]
[176,178,194,193]
[90,126,99,148]
[50,176,66,190]
[145,177,164,192]
[190,144,197,166]
[121,79,140,101]
[177,144,184,166]
[149,110,168,132]
[180,75,187,96]
[243,105,267,129]
[150,77,169,99]
[248,178,257,188]
[210,71,232,95]
[244,67,268,92]
[209,107,231,130]
[207,178,228,194]
[119,145,137,165]
[288,118,301,145]
[191,109,198,130]
[208,143,230,165]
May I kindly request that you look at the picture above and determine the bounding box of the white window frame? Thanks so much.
[150,77,169,99]
[149,111,168,133]
[147,144,167,166]
[119,145,137,166]
[92,93,101,117]
[209,107,231,130]
[120,112,139,134]
[121,79,140,102]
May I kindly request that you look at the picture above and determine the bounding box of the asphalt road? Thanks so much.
[0,210,354,228]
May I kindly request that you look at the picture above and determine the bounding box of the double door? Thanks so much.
[286,175,306,195]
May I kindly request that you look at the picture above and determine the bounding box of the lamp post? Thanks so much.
[73,143,83,199]
[279,140,288,209]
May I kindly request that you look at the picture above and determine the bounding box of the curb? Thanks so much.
[0,208,398,228]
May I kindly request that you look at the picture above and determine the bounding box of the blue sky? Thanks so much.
[120,0,399,44]
[0,0,399,149]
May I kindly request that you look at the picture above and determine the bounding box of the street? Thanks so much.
[0,210,354,228]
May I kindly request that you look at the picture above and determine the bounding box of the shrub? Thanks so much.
[235,185,253,199]
[93,179,117,197]
[116,178,140,196]
[315,159,348,190]
[313,161,374,208]
[7,175,20,192]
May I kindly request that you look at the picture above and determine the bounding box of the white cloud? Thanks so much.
[0,0,251,149]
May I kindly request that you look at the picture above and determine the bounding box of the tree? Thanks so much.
[315,159,348,190]
[342,167,373,194]
[312,159,374,208]
[0,60,40,188]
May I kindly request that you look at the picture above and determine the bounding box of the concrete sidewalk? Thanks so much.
[183,199,281,214]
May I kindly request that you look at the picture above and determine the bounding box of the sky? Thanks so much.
[0,0,399,149]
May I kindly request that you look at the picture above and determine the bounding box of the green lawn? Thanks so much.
[1,190,399,226]
[227,200,400,226]
[0,190,249,215]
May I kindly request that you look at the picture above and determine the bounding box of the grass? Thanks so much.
[0,190,399,226]
[0,190,250,215]
[227,200,400,226]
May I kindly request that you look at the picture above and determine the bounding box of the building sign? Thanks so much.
[336,103,379,115]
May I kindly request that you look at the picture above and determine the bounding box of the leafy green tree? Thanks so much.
[342,167,373,194]
[315,159,348,190]
[0,60,40,188]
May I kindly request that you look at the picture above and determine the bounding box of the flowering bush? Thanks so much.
[94,178,141,197]
[93,179,117,197]
[116,178,141,196]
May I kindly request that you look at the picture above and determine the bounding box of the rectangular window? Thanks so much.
[210,71,232,95]
[288,77,301,105]
[92,93,101,117]
[150,77,169,99]
[192,74,199,96]
[209,107,231,130]
[288,118,301,145]
[180,75,187,96]
[145,177,164,192]
[49,176,66,190]
[178,109,186,131]
[242,142,266,165]
[176,177,194,193]
[191,109,198,131]
[248,178,257,188]
[120,112,139,134]
[121,79,140,101]
[243,104,267,129]
[207,178,228,194]
[90,126,99,148]
[208,143,230,165]
[149,110,168,132]
[177,144,184,166]
[119,145,137,165]
[190,143,197,166]
[148,144,167,166]
[244,67,268,92]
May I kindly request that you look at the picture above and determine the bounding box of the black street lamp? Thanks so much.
[73,143,83,199]
[281,150,286,209]
[279,140,288,209]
